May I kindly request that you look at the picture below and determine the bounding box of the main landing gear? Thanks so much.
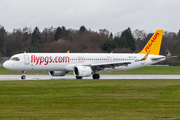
[75,74,100,79]
[21,71,26,80]
[76,76,82,79]
[92,73,100,79]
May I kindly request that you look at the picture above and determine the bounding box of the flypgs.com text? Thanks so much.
[31,55,70,65]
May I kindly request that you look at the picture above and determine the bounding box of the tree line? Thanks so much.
[0,25,180,61]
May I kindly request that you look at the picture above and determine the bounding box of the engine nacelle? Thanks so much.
[49,71,67,76]
[73,66,92,77]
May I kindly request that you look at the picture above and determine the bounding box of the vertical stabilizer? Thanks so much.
[138,30,164,55]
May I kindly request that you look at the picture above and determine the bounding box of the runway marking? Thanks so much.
[0,75,180,80]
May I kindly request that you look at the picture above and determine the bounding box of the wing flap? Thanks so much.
[90,61,131,72]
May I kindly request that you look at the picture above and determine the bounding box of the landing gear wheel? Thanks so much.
[76,76,82,79]
[92,74,100,79]
[21,75,26,80]
[21,71,26,80]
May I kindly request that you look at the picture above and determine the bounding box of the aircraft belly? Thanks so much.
[36,64,66,71]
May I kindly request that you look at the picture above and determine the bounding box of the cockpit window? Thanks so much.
[10,57,20,61]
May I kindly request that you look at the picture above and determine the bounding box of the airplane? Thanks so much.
[3,29,170,79]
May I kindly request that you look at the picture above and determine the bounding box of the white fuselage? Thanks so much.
[3,53,165,72]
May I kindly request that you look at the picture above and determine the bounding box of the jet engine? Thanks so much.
[49,71,67,76]
[73,66,92,77]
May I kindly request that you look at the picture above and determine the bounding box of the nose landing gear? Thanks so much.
[21,71,26,79]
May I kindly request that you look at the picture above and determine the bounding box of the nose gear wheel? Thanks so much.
[21,71,26,79]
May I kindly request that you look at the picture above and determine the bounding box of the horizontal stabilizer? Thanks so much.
[151,56,176,61]
[151,57,166,61]
[166,56,177,59]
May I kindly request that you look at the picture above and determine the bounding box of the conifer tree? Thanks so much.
[54,27,61,41]
[0,25,6,55]
[121,28,136,51]
[31,26,40,45]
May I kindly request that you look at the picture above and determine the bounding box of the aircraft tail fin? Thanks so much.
[138,29,164,55]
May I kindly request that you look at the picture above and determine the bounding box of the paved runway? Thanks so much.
[0,75,180,80]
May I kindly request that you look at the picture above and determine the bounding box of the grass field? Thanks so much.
[0,80,180,119]
[0,66,180,119]
[0,66,180,75]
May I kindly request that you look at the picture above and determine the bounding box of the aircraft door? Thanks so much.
[24,55,34,70]
[107,56,112,62]
[24,55,30,65]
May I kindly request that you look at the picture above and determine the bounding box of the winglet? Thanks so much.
[142,50,151,60]
[138,29,164,55]
[136,50,151,61]
[67,51,70,53]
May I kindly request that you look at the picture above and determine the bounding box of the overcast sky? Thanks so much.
[0,0,180,34]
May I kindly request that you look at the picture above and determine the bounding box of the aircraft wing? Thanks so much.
[90,61,131,72]
[89,51,151,72]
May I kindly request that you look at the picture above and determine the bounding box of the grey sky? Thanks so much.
[0,0,180,34]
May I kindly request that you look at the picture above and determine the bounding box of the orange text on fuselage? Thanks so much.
[31,55,69,65]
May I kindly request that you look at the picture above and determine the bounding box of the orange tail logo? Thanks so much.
[138,30,163,55]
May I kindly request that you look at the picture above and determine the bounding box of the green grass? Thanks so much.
[1,66,180,75]
[0,80,180,119]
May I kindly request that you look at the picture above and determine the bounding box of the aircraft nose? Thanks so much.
[3,61,10,70]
